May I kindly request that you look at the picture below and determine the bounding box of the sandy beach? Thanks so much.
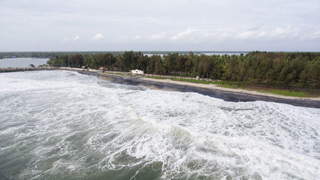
[142,77,320,101]
[75,70,320,108]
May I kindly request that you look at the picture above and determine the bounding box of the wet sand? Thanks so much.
[77,70,320,109]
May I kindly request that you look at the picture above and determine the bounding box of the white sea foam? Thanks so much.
[0,70,319,180]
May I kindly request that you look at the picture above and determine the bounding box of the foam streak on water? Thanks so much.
[0,71,320,180]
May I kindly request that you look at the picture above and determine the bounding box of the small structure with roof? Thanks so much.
[99,67,105,72]
[131,69,144,75]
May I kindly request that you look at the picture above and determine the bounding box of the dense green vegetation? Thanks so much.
[47,51,320,89]
[262,89,308,97]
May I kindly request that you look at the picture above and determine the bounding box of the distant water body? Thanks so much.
[0,71,320,180]
[144,52,247,57]
[0,58,49,68]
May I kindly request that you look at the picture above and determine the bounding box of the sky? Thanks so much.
[0,0,320,52]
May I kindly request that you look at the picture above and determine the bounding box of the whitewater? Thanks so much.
[0,70,319,180]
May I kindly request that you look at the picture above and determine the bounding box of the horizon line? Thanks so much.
[1,50,319,53]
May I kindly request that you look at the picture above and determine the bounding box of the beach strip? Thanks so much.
[73,70,320,109]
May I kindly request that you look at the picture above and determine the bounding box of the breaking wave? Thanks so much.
[0,71,319,180]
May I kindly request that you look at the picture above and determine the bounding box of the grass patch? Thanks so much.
[146,76,315,97]
[146,76,170,80]
[148,76,237,87]
[262,89,308,97]
[214,82,314,97]
[218,84,240,89]
[170,78,211,84]
[211,81,240,89]
[104,72,126,76]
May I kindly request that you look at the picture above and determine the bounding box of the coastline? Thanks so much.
[142,77,320,101]
[75,70,320,109]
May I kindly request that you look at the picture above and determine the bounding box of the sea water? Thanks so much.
[0,70,319,180]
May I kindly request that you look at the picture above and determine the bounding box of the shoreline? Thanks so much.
[142,77,320,101]
[75,70,320,109]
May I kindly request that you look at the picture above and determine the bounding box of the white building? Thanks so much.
[131,69,144,75]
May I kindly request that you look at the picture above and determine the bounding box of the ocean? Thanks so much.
[0,70,319,179]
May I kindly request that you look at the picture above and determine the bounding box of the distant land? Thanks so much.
[1,51,319,95]
[2,50,320,59]
[45,51,320,92]
[0,51,250,59]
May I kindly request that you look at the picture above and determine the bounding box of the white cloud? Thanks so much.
[133,32,167,41]
[62,35,80,42]
[234,26,299,41]
[271,26,299,38]
[172,29,197,40]
[303,30,320,40]
[1,0,319,51]
[62,37,70,42]
[218,33,230,40]
[91,33,105,41]
[73,35,80,41]
[235,31,255,39]
[258,31,266,37]
[148,32,166,40]
[310,31,320,38]
[309,31,320,39]
[235,28,267,40]
[134,35,142,40]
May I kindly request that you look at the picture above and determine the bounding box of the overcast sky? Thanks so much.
[1,0,320,51]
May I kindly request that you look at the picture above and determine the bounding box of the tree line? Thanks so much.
[47,51,320,89]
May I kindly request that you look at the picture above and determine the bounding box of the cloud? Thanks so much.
[309,31,320,39]
[73,36,80,41]
[91,33,104,41]
[235,31,255,39]
[62,37,70,42]
[235,29,267,40]
[1,0,319,51]
[235,26,299,40]
[218,33,230,40]
[133,32,167,41]
[172,29,197,40]
[271,26,299,38]
[148,32,166,40]
[247,27,261,31]
[62,35,80,42]
[134,35,142,40]
[303,31,320,40]
[258,31,266,37]
[235,26,267,40]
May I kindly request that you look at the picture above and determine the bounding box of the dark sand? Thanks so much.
[78,70,320,109]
